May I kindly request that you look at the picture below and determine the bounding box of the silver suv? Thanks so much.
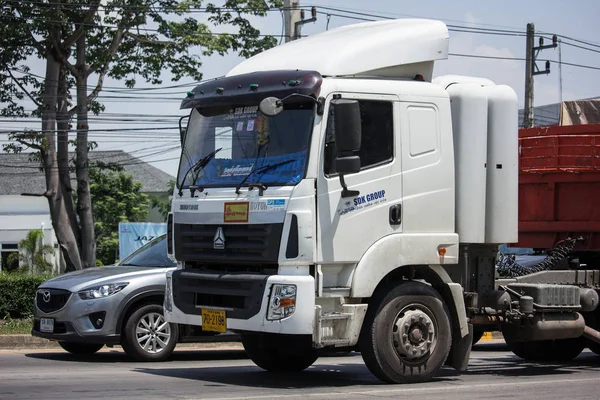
[31,234,232,361]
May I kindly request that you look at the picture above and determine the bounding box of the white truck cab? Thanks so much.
[164,18,593,383]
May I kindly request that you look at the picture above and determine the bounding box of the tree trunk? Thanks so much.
[42,51,82,272]
[57,65,81,247]
[75,33,96,268]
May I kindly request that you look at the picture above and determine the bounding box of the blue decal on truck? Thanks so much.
[337,190,387,216]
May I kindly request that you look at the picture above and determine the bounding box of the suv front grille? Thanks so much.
[174,223,283,264]
[36,289,71,313]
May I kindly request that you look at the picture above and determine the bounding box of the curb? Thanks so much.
[0,335,244,350]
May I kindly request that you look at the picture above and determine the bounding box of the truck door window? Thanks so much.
[324,100,393,176]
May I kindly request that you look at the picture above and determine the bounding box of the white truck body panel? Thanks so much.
[483,85,519,243]
[446,83,489,243]
[227,19,449,81]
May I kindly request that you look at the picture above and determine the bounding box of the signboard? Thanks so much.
[224,202,249,223]
[118,222,167,260]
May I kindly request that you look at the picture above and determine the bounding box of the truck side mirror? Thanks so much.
[330,99,361,197]
[179,115,189,145]
[332,99,362,174]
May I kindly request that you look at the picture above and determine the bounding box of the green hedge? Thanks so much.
[0,273,51,319]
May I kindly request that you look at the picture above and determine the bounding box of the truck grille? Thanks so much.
[36,289,71,313]
[172,270,268,320]
[174,223,283,264]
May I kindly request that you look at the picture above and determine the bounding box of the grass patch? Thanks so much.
[0,318,33,334]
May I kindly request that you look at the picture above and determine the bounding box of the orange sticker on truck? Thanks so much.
[224,202,249,223]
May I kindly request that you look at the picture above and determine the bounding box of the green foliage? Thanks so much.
[10,230,55,274]
[90,168,149,265]
[150,180,175,220]
[0,273,51,319]
[0,318,34,335]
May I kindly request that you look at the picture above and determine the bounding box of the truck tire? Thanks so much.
[121,304,179,362]
[241,333,318,372]
[505,337,585,362]
[59,342,104,355]
[359,281,452,384]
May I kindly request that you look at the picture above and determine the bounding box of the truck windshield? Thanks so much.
[177,101,314,189]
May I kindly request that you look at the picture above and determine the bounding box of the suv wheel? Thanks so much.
[121,304,178,361]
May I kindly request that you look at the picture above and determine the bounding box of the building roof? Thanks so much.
[0,151,175,196]
[519,96,600,127]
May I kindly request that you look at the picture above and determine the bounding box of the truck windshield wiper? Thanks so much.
[235,159,296,195]
[177,148,222,196]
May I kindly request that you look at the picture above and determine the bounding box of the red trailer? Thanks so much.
[516,123,600,264]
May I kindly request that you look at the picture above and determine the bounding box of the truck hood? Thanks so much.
[39,265,172,292]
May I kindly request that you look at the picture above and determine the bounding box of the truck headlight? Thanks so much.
[165,276,173,312]
[267,284,296,321]
[78,283,128,300]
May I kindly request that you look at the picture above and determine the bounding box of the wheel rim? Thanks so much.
[135,312,171,354]
[392,305,437,361]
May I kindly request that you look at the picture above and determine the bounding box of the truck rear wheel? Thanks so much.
[241,333,318,372]
[505,337,586,362]
[359,281,452,384]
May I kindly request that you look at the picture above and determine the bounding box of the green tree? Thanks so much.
[1,0,282,271]
[90,167,150,265]
[150,180,175,220]
[7,230,55,274]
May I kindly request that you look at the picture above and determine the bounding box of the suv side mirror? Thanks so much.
[332,99,361,174]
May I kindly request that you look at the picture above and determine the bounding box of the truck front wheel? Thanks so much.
[359,281,452,384]
[241,333,318,372]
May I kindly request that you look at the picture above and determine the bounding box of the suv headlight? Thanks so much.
[267,284,296,321]
[78,283,129,300]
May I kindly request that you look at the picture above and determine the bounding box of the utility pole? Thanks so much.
[523,23,558,128]
[283,0,317,42]
[524,23,535,128]
[283,0,301,43]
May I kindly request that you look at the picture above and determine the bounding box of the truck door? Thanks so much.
[316,94,402,265]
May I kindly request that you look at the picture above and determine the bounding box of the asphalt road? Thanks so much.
[0,341,599,400]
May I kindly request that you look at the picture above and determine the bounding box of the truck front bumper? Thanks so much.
[164,269,315,335]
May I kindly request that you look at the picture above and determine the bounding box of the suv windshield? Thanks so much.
[177,101,314,189]
[118,235,175,267]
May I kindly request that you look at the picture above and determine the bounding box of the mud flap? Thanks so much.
[445,322,472,371]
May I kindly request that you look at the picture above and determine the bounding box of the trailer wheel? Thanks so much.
[505,337,586,362]
[241,333,318,372]
[359,281,452,384]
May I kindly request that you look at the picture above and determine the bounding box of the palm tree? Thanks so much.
[6,230,55,274]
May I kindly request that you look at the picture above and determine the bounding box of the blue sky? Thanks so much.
[2,0,599,179]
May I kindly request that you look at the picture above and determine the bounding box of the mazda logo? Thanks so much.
[42,290,51,303]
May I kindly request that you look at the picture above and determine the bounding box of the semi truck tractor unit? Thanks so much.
[163,18,600,383]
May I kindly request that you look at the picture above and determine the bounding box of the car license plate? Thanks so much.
[201,309,226,333]
[40,318,54,333]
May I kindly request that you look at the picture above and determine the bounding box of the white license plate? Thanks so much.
[40,318,54,333]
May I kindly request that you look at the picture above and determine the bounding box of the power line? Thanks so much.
[448,53,600,71]
[558,40,600,55]
[307,2,527,32]
[3,0,285,13]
